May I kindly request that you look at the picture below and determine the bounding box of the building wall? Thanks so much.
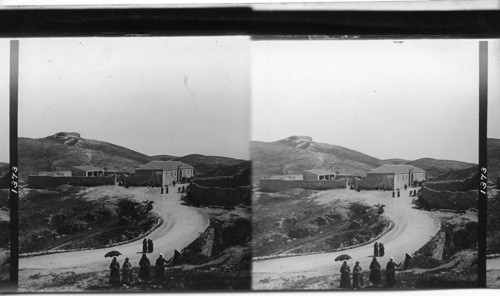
[358,174,394,190]
[394,173,410,190]
[259,179,346,192]
[179,168,194,181]
[28,175,115,189]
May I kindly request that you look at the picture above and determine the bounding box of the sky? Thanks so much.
[251,39,488,164]
[0,37,250,161]
[0,41,9,164]
[488,40,500,139]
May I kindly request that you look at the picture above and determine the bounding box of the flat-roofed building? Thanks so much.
[362,164,425,190]
[71,165,104,177]
[303,169,337,181]
[134,161,194,186]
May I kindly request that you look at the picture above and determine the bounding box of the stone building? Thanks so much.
[303,169,337,181]
[361,164,425,190]
[134,161,194,186]
[71,165,104,177]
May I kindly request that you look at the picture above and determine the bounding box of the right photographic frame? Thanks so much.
[251,38,493,290]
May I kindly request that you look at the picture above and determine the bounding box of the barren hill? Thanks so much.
[488,138,500,183]
[174,154,247,176]
[405,158,477,179]
[0,163,8,189]
[251,136,383,182]
[18,132,246,182]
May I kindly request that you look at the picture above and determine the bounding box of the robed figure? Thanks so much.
[142,238,148,253]
[148,239,154,253]
[155,253,169,284]
[139,253,151,282]
[339,261,351,289]
[404,253,413,270]
[369,257,381,286]
[122,257,133,284]
[109,257,121,287]
[373,242,379,257]
[386,257,401,287]
[352,261,364,289]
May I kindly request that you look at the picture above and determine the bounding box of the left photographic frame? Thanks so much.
[2,36,252,292]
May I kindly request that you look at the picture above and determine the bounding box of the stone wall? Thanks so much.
[186,182,251,206]
[259,178,346,192]
[27,175,115,189]
[424,180,471,192]
[357,174,394,190]
[420,185,477,210]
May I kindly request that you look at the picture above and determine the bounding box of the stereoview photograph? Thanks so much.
[7,37,252,291]
[251,39,480,290]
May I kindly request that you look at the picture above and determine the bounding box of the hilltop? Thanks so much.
[406,158,477,179]
[18,132,246,182]
[488,138,500,184]
[252,136,477,183]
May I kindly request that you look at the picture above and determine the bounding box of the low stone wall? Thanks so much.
[357,174,393,190]
[258,178,346,192]
[187,182,251,206]
[420,185,477,210]
[27,175,115,189]
[424,180,469,192]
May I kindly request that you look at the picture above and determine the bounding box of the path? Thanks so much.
[19,185,209,281]
[252,188,441,290]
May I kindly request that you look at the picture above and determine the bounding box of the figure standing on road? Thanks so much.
[122,257,133,285]
[173,181,176,187]
[142,238,148,253]
[379,242,385,256]
[373,242,379,257]
[155,253,169,284]
[386,257,401,287]
[369,257,381,287]
[404,253,413,270]
[392,191,395,198]
[139,253,151,282]
[165,185,169,194]
[404,184,407,190]
[109,257,121,287]
[352,261,364,289]
[339,261,351,289]
[148,238,154,253]
[397,189,400,197]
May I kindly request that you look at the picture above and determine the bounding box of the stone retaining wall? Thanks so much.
[421,185,477,210]
[259,178,346,192]
[27,175,115,189]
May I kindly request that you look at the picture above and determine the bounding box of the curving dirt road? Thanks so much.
[252,188,441,290]
[19,186,209,286]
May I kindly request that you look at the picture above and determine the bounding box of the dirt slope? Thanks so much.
[252,188,441,290]
[406,158,476,179]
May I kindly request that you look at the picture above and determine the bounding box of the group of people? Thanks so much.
[373,242,385,257]
[339,257,402,289]
[142,238,154,253]
[109,250,184,287]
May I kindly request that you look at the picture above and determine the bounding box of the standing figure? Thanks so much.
[352,261,364,289]
[148,238,154,253]
[397,189,400,197]
[109,257,121,287]
[142,238,148,253]
[404,253,413,270]
[155,253,169,284]
[392,191,395,198]
[386,257,401,287]
[122,257,133,285]
[404,184,407,190]
[161,187,164,194]
[379,242,385,256]
[373,242,379,257]
[369,257,381,287]
[339,261,351,289]
[173,181,176,187]
[139,253,151,282]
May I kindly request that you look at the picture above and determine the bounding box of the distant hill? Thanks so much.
[152,155,179,161]
[0,163,8,189]
[174,154,247,176]
[252,136,383,182]
[433,166,478,182]
[202,160,251,186]
[252,136,478,184]
[381,159,410,165]
[18,132,246,182]
[406,158,477,179]
[488,138,500,184]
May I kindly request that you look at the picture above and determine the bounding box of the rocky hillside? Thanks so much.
[18,132,246,182]
[0,163,8,189]
[405,158,477,179]
[252,136,382,182]
[488,138,500,184]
